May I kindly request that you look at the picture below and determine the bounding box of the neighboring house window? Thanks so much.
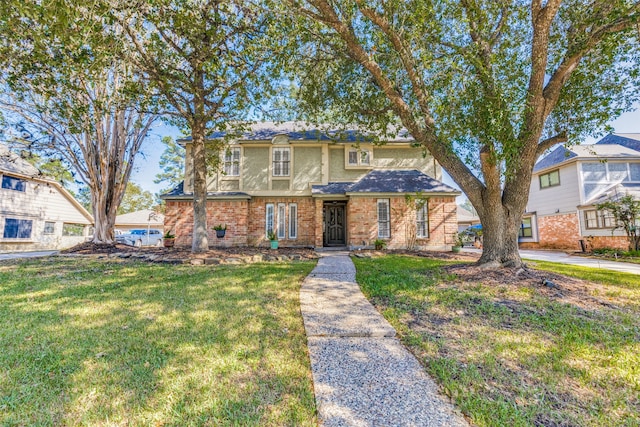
[377,199,390,238]
[3,218,33,239]
[265,203,274,237]
[272,147,290,177]
[1,175,26,192]
[519,218,533,238]
[44,222,55,234]
[630,163,640,181]
[277,203,286,239]
[539,169,560,189]
[582,162,640,201]
[289,203,298,239]
[416,202,429,238]
[62,223,84,236]
[584,210,616,229]
[347,148,371,166]
[223,147,241,176]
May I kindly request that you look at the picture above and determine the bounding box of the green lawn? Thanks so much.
[353,255,640,427]
[0,257,317,426]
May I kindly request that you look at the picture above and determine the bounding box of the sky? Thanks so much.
[131,110,640,200]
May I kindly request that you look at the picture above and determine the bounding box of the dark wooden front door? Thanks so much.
[325,204,346,246]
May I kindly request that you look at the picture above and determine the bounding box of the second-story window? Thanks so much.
[272,147,290,177]
[223,147,240,176]
[1,175,26,192]
[347,148,371,166]
[539,169,560,189]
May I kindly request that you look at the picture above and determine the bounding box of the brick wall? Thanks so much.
[519,213,581,250]
[247,197,316,247]
[347,196,457,250]
[166,195,459,250]
[164,200,249,247]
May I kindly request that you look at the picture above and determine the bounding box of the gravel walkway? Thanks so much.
[301,252,468,427]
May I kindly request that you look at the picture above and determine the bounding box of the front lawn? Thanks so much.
[353,255,639,427]
[0,257,317,426]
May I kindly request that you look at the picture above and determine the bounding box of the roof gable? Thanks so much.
[596,133,640,152]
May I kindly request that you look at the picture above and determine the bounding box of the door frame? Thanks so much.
[323,201,347,247]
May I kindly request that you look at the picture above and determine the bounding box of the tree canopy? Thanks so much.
[118,182,156,215]
[283,0,640,266]
[154,136,185,194]
[0,0,156,244]
[112,0,277,252]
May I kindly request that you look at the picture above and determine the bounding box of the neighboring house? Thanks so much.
[0,145,93,253]
[115,209,164,233]
[162,122,460,250]
[457,206,480,232]
[521,133,640,250]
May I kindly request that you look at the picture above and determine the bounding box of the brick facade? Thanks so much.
[518,212,631,251]
[165,195,458,250]
[347,196,457,250]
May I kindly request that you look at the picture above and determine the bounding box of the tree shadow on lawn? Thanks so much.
[0,258,317,426]
[354,255,640,427]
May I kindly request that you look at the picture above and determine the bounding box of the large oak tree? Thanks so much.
[113,0,275,252]
[284,0,640,267]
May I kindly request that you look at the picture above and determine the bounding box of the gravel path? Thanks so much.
[301,252,468,427]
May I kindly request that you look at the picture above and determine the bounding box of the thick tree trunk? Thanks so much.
[477,204,523,268]
[191,120,209,253]
[90,186,117,244]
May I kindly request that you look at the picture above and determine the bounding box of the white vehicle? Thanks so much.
[116,229,163,247]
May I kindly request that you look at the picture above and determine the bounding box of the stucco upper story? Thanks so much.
[175,121,442,198]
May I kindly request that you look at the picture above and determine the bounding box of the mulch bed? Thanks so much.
[60,242,318,260]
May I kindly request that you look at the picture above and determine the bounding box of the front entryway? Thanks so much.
[324,203,346,246]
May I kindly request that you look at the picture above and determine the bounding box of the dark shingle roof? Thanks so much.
[311,182,353,195]
[348,170,458,193]
[312,170,458,195]
[533,146,577,172]
[178,121,413,143]
[160,182,250,199]
[596,134,640,152]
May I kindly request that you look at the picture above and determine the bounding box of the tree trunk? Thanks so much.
[191,120,209,253]
[477,204,523,268]
[91,186,117,244]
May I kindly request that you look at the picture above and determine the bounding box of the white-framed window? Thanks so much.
[277,203,286,239]
[539,169,560,189]
[581,162,640,200]
[416,202,429,238]
[1,175,26,192]
[223,147,241,176]
[3,218,33,239]
[272,147,290,177]
[347,147,372,167]
[44,221,55,234]
[289,203,298,239]
[265,203,275,237]
[584,209,616,229]
[519,217,533,237]
[377,199,390,238]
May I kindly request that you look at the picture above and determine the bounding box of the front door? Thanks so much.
[324,204,346,246]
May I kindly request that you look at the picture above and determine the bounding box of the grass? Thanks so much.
[353,255,640,427]
[0,257,317,426]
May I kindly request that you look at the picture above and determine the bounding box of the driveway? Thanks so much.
[0,251,58,260]
[463,248,640,275]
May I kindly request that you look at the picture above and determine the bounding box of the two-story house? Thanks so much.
[520,133,640,250]
[162,122,460,250]
[1,144,93,252]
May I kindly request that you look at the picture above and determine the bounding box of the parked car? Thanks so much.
[116,229,163,247]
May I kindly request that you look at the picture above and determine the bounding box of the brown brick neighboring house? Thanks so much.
[162,122,460,250]
[521,133,640,251]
